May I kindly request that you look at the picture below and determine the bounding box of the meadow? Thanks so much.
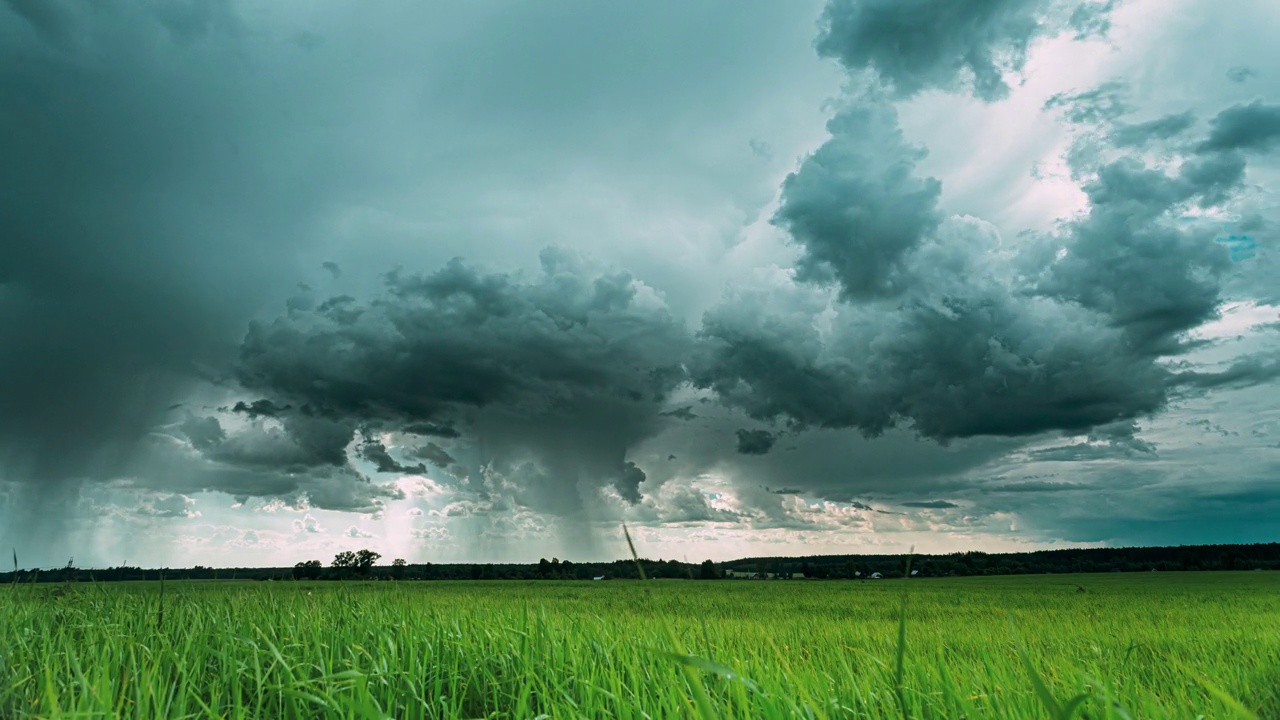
[1,572,1277,719]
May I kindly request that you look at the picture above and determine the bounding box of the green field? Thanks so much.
[2,572,1277,719]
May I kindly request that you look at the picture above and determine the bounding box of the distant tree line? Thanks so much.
[3,543,1278,584]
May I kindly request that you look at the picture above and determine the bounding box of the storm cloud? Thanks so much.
[774,99,943,300]
[815,0,1114,100]
[1,0,1277,565]
[1198,101,1280,154]
[230,249,690,513]
[695,0,1267,450]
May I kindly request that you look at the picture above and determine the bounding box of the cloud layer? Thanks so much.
[1,0,1277,566]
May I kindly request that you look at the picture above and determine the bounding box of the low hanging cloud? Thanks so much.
[735,429,778,456]
[229,248,691,513]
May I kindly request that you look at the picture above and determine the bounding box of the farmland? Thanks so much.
[2,572,1277,719]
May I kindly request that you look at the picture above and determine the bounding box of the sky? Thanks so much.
[1,0,1278,569]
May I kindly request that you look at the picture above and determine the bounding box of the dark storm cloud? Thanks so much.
[1197,101,1280,154]
[698,63,1269,448]
[774,100,943,300]
[139,425,401,514]
[238,250,687,424]
[189,414,355,473]
[3,0,1276,561]
[0,3,255,499]
[232,249,690,510]
[901,500,959,509]
[402,422,461,439]
[693,262,1170,441]
[357,441,426,476]
[1041,157,1237,352]
[735,429,778,455]
[815,0,1111,101]
[696,3,1253,451]
[614,462,648,505]
[409,442,456,469]
[652,413,1020,510]
[231,400,291,419]
[0,0,422,543]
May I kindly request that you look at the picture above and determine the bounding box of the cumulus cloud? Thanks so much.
[694,218,1172,440]
[814,0,1110,101]
[774,99,942,300]
[292,513,323,534]
[1197,101,1280,154]
[136,493,201,519]
[697,45,1272,450]
[128,425,405,514]
[410,527,450,541]
[234,249,689,513]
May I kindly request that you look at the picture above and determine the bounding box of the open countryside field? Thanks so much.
[2,572,1277,719]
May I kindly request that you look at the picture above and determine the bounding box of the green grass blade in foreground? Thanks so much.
[623,523,720,720]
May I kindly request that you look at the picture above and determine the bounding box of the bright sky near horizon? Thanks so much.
[1,0,1277,568]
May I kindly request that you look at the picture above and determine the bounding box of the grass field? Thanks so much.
[2,572,1277,719]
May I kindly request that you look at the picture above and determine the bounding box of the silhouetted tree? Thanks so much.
[293,559,323,580]
[354,550,381,575]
